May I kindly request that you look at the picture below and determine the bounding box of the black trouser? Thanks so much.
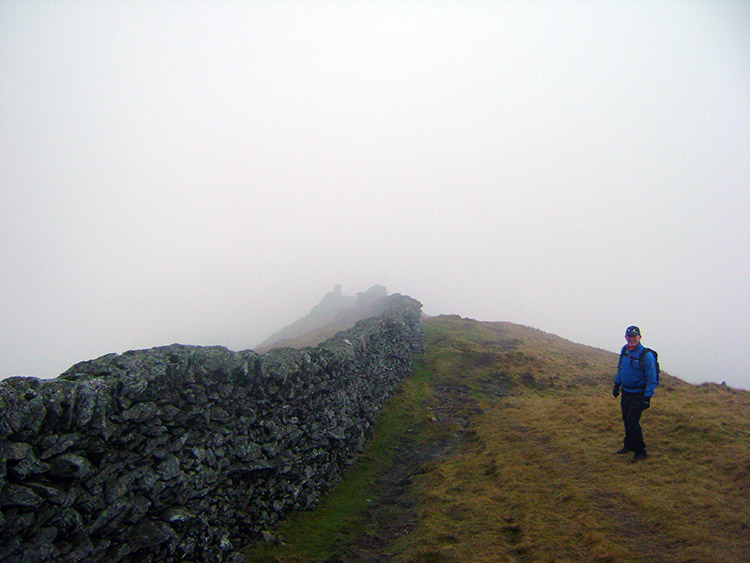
[620,391,646,454]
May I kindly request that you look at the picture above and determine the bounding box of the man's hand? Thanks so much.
[641,397,651,410]
[613,383,620,398]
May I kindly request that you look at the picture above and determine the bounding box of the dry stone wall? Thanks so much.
[0,295,423,562]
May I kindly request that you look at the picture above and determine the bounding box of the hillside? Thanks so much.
[244,315,750,562]
[256,285,391,352]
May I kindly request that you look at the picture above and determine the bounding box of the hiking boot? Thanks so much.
[615,447,632,455]
[631,452,647,463]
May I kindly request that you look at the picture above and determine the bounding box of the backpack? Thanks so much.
[619,347,660,389]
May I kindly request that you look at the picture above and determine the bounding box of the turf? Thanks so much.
[244,315,750,562]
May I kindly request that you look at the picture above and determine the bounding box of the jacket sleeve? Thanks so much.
[614,347,625,385]
[643,351,658,397]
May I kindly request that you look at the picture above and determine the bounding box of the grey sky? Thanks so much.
[1,1,748,389]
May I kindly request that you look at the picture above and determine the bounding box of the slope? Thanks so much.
[256,285,390,352]
[244,315,750,562]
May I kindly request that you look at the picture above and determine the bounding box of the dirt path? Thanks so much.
[328,382,479,562]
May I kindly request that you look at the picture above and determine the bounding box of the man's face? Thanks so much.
[625,334,641,348]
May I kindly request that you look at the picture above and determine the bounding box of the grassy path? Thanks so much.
[244,315,750,562]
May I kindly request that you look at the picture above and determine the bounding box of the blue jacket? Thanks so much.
[615,343,658,397]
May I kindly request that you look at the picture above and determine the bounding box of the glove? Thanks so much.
[612,383,620,398]
[641,397,651,410]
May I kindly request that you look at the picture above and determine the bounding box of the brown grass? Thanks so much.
[244,315,750,562]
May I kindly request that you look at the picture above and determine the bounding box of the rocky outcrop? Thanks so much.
[0,294,423,562]
[256,284,391,352]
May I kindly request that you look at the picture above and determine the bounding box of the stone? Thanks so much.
[0,536,21,561]
[49,453,94,480]
[126,495,152,525]
[39,433,81,459]
[60,537,95,561]
[23,482,72,508]
[0,294,424,562]
[81,499,128,536]
[49,507,83,533]
[161,506,194,523]
[2,440,32,461]
[120,401,159,423]
[130,519,178,550]
[0,483,44,508]
[157,454,182,481]
[21,526,59,562]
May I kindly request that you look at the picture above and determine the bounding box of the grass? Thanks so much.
[243,361,441,562]
[243,315,750,562]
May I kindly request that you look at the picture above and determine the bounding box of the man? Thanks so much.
[612,326,658,463]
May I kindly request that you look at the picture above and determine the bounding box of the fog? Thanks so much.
[2,1,748,389]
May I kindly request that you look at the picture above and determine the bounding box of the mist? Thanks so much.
[1,1,748,389]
